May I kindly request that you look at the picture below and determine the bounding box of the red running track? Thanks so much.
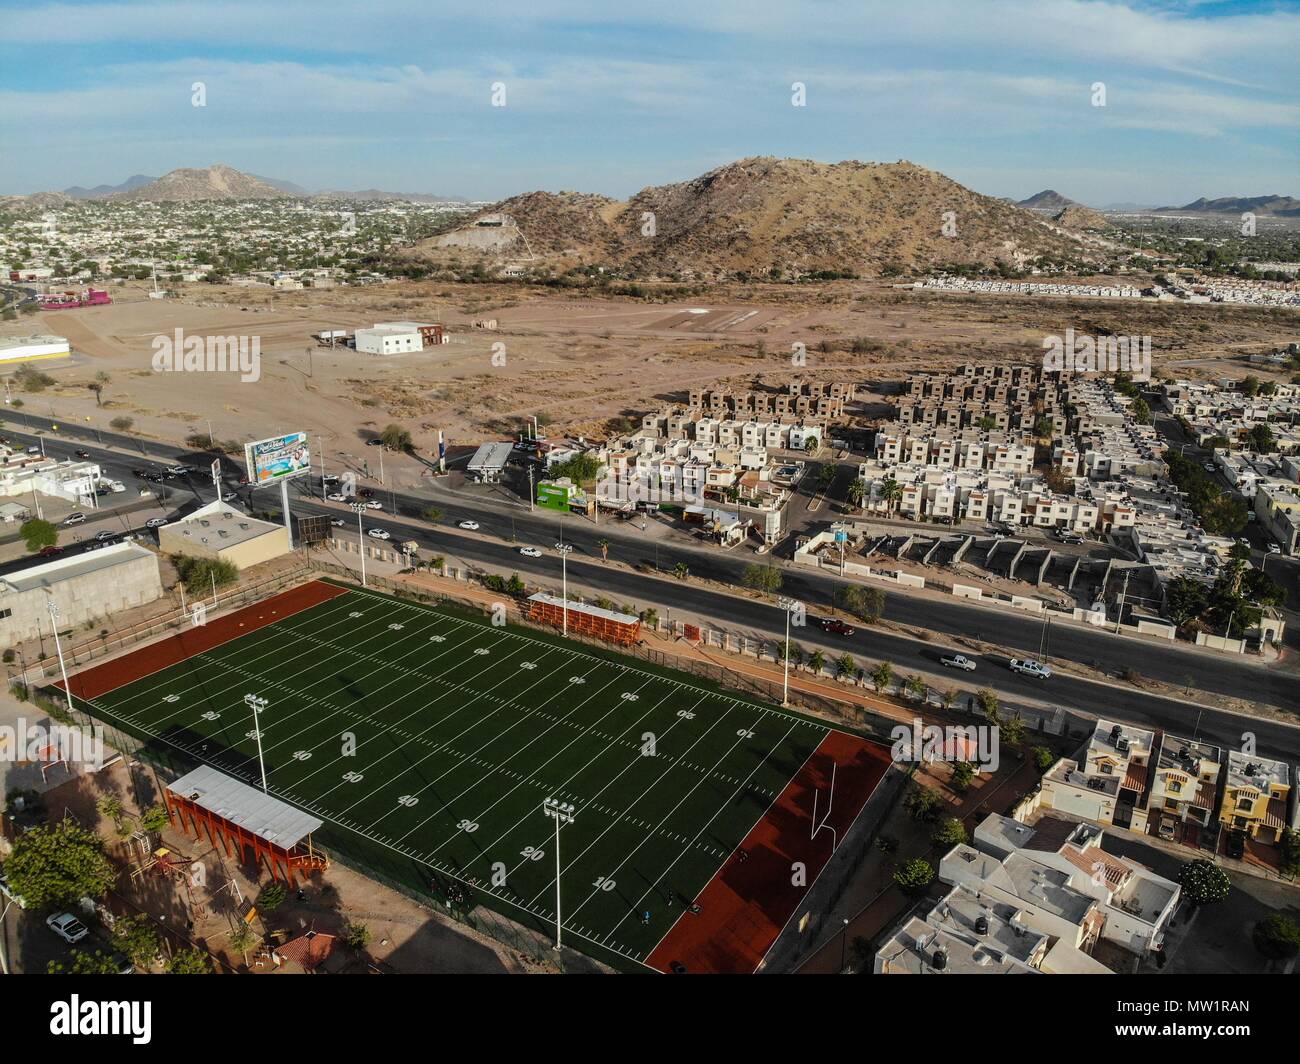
[57,580,350,701]
[646,728,890,974]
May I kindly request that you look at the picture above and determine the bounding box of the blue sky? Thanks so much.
[1,0,1296,204]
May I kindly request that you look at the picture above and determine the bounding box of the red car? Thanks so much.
[39,546,63,557]
[819,618,856,636]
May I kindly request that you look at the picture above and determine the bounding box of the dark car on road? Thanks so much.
[819,618,856,636]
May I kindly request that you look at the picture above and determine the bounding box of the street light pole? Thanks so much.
[541,798,575,952]
[47,600,74,717]
[244,693,269,794]
[352,502,367,587]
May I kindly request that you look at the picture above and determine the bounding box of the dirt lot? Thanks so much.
[4,278,1296,463]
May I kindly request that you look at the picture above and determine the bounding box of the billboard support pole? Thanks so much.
[281,479,293,548]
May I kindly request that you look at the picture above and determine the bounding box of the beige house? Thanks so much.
[158,501,291,570]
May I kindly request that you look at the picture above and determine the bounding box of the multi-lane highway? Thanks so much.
[5,411,1298,763]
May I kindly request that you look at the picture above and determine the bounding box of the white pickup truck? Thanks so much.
[939,654,977,672]
[1009,658,1052,679]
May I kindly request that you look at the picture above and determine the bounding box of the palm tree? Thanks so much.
[598,537,610,562]
[880,477,903,514]
[847,478,868,509]
[836,653,857,679]
[807,649,826,675]
[673,562,690,581]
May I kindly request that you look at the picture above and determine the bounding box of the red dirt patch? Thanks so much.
[646,729,890,974]
[59,580,349,701]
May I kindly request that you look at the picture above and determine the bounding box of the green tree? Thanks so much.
[741,563,783,593]
[807,649,826,675]
[167,948,214,974]
[950,762,975,794]
[173,556,239,595]
[111,914,162,968]
[975,688,1000,721]
[903,674,928,700]
[421,506,443,522]
[903,783,942,822]
[48,950,124,974]
[257,881,287,912]
[5,820,116,910]
[140,805,170,833]
[836,652,857,679]
[847,478,868,508]
[869,660,893,693]
[1030,746,1055,773]
[673,562,690,581]
[894,858,935,897]
[931,816,967,850]
[20,518,58,553]
[109,416,134,432]
[1252,914,1300,962]
[226,922,257,965]
[836,584,885,624]
[1178,858,1230,907]
[343,919,372,952]
[379,423,413,451]
[639,607,658,629]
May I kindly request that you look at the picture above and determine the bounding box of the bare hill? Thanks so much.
[114,164,289,202]
[407,156,1086,278]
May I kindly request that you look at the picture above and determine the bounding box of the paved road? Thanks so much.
[6,415,1299,756]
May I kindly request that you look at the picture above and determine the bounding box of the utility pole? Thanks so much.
[1114,570,1130,634]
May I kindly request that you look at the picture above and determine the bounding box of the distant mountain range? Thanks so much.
[1155,195,1300,217]
[48,165,465,203]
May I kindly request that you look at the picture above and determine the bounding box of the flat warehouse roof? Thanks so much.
[167,764,322,849]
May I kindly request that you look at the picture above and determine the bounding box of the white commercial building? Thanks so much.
[354,326,422,355]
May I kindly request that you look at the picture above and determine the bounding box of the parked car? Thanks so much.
[1267,543,1281,555]
[95,531,117,542]
[1009,658,1052,679]
[367,528,391,540]
[1226,830,1246,860]
[38,545,63,557]
[63,512,86,525]
[25,445,40,455]
[145,517,168,528]
[940,654,977,672]
[366,438,384,447]
[326,492,347,502]
[46,912,89,944]
[519,546,542,557]
[364,500,383,510]
[819,618,855,636]
[321,474,340,485]
[458,520,480,530]
[1203,462,1216,472]
[330,518,345,527]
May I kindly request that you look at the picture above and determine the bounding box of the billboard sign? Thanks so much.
[245,431,310,486]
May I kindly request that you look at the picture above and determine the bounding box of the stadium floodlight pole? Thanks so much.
[244,694,269,793]
[561,548,568,635]
[351,502,368,587]
[47,599,75,718]
[777,597,800,708]
[0,897,14,976]
[542,798,575,951]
